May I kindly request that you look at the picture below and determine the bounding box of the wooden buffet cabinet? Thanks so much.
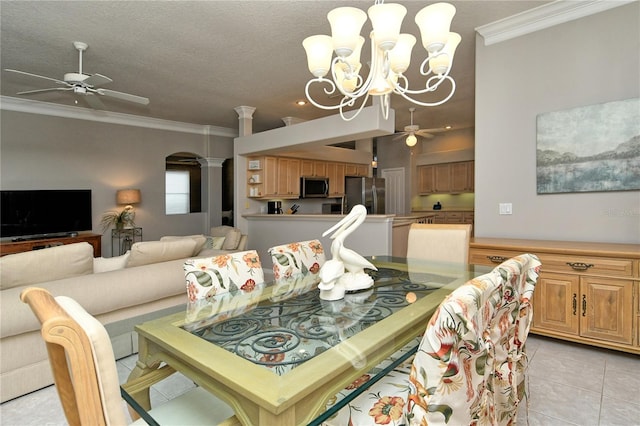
[469,238,640,354]
[0,233,102,257]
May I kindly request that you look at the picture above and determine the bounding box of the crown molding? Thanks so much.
[476,0,635,46]
[0,96,237,137]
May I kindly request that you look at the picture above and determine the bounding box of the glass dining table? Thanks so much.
[123,256,491,426]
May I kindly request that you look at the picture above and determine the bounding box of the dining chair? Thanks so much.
[184,249,264,302]
[268,239,326,279]
[20,287,237,426]
[406,223,472,263]
[183,249,264,328]
[320,253,541,426]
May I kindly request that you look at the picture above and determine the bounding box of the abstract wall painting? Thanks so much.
[536,98,640,194]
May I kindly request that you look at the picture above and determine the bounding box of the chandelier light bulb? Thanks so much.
[406,133,417,146]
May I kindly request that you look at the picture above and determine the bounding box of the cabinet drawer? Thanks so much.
[536,254,634,278]
[469,248,523,266]
[470,249,635,278]
[445,212,463,223]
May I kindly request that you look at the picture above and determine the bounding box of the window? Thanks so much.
[165,170,190,214]
[165,152,202,215]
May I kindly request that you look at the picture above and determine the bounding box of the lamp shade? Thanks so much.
[368,3,406,51]
[388,34,416,74]
[429,32,461,75]
[116,189,141,205]
[327,7,367,58]
[303,35,334,78]
[406,133,418,146]
[415,2,456,53]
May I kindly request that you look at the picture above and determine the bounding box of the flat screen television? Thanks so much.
[1,189,93,240]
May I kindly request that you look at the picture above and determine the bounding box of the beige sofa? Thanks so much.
[0,226,247,402]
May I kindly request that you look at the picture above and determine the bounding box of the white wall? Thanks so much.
[475,3,639,244]
[0,108,235,255]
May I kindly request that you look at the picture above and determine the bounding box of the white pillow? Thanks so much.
[126,239,197,268]
[160,235,207,256]
[93,252,130,273]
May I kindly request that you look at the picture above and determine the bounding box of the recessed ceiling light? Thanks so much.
[296,100,307,106]
[445,125,452,130]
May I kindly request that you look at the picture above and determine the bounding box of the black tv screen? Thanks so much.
[1,190,93,239]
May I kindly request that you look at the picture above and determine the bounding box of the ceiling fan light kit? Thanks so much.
[303,1,460,122]
[4,41,149,109]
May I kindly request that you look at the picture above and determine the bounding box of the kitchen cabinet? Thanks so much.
[344,163,369,177]
[301,160,327,177]
[417,161,474,194]
[276,157,300,198]
[469,238,639,354]
[247,156,277,198]
[247,156,299,199]
[326,162,346,196]
[418,165,435,193]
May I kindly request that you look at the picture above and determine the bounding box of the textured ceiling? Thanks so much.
[0,1,549,134]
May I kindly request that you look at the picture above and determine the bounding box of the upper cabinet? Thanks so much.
[418,161,474,194]
[326,162,346,196]
[301,160,327,177]
[344,163,369,177]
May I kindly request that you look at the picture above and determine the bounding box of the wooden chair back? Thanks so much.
[20,287,126,426]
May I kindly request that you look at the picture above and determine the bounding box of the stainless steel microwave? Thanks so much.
[300,176,329,198]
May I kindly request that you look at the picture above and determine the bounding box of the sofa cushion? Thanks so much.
[211,226,242,251]
[0,243,93,290]
[160,235,207,256]
[94,252,130,273]
[126,239,197,268]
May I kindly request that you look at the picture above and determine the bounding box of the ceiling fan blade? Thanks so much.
[4,69,68,86]
[16,87,73,95]
[83,93,105,109]
[97,88,149,105]
[415,130,435,138]
[83,73,112,87]
[392,132,409,141]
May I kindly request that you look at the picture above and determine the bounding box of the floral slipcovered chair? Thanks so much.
[183,250,264,329]
[268,239,325,279]
[322,253,541,426]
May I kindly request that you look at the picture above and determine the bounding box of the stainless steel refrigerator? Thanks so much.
[345,177,385,214]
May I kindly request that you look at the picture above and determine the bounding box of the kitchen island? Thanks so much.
[245,213,438,268]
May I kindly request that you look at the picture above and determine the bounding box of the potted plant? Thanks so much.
[100,205,136,232]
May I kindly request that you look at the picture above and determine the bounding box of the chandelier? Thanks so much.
[302,1,461,121]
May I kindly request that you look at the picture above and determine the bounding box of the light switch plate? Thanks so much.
[499,203,513,215]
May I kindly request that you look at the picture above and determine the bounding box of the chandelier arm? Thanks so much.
[393,76,456,107]
[339,91,372,121]
[305,78,345,111]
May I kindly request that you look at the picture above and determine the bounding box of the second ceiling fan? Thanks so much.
[394,108,447,146]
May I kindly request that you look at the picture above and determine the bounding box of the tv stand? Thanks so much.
[0,233,101,257]
[10,232,78,242]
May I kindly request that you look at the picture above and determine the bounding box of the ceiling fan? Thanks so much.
[4,41,149,109]
[393,107,446,146]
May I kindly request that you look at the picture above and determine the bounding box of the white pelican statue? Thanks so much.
[318,204,377,300]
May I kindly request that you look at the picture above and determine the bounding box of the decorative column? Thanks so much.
[234,106,256,137]
[199,157,226,230]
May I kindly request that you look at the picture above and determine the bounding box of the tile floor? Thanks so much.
[1,335,639,425]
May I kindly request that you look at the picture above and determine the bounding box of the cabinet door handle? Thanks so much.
[572,293,577,316]
[487,255,507,264]
[582,294,587,317]
[566,262,594,271]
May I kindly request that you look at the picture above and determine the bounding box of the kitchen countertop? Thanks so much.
[412,209,474,212]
